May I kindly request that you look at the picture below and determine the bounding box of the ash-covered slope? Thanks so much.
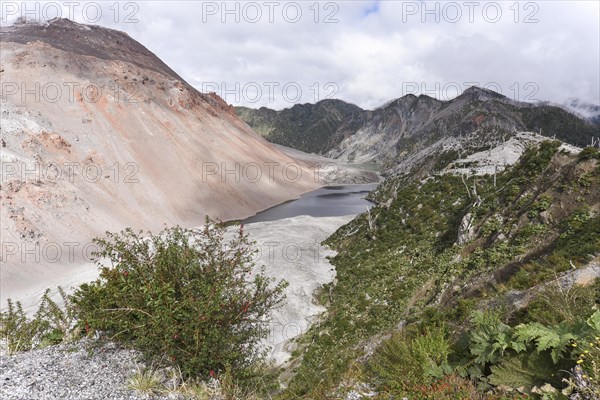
[0,18,184,82]
[0,19,318,300]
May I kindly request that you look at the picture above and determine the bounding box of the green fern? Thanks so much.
[488,353,555,391]
[513,322,583,364]
[0,299,38,353]
[0,286,78,353]
[37,287,78,345]
[412,326,452,379]
[467,309,600,393]
[469,311,519,364]
[586,310,600,333]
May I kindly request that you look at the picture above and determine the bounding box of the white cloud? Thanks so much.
[2,0,598,110]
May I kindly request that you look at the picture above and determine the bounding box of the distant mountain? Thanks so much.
[331,86,599,167]
[237,87,599,169]
[236,99,366,154]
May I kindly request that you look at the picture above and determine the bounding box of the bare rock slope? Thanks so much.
[327,87,598,165]
[0,19,318,301]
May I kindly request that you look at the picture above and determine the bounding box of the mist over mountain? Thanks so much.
[564,98,600,124]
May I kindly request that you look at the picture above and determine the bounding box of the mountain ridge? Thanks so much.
[236,98,367,154]
[236,86,598,164]
[1,18,183,81]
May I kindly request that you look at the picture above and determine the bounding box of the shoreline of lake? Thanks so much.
[242,183,378,224]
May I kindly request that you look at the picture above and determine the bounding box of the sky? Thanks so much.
[1,0,599,110]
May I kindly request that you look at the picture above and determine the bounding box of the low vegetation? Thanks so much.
[0,287,77,354]
[2,142,599,399]
[281,142,600,399]
[1,220,286,398]
[72,221,287,380]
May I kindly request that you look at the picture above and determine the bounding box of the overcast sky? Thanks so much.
[2,1,599,110]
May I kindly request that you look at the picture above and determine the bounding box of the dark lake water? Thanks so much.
[243,183,379,224]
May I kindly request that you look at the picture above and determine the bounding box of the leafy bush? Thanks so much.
[72,220,287,379]
[555,211,599,265]
[578,147,600,161]
[0,287,77,354]
[528,194,553,219]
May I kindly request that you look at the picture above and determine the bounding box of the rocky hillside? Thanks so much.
[0,19,318,303]
[237,87,599,169]
[236,99,366,154]
[281,141,600,399]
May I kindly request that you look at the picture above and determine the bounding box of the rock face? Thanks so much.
[329,87,597,166]
[457,213,475,245]
[237,86,598,167]
[328,93,444,164]
[0,19,318,302]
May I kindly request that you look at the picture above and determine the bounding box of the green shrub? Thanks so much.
[72,220,287,379]
[0,287,77,353]
[578,147,600,161]
[532,194,552,213]
[0,299,38,354]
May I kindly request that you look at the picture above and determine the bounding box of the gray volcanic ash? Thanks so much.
[0,19,318,301]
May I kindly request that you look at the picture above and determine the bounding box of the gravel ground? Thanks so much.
[0,340,169,400]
